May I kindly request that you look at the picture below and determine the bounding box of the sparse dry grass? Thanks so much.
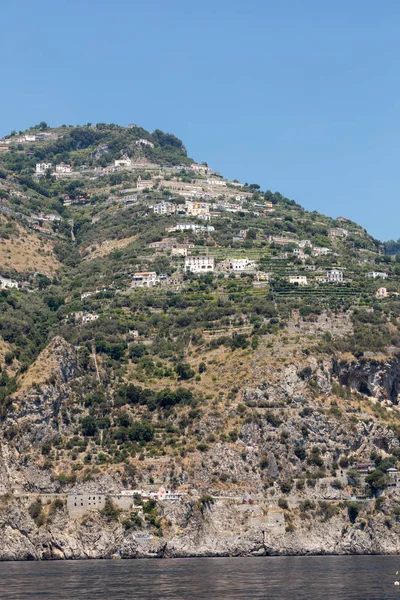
[81,235,138,261]
[0,223,60,275]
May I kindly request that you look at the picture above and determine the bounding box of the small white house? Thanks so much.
[56,163,72,173]
[190,163,211,174]
[366,272,388,280]
[81,291,95,300]
[171,246,189,257]
[0,277,18,289]
[224,258,256,272]
[185,256,214,273]
[35,162,53,174]
[289,276,308,286]
[207,179,226,187]
[293,248,306,259]
[312,247,332,257]
[135,139,155,148]
[82,313,99,323]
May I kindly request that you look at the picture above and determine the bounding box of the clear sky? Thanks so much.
[1,0,399,241]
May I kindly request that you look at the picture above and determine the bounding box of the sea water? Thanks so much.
[1,555,400,599]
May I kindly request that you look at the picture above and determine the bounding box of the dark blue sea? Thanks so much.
[1,556,400,599]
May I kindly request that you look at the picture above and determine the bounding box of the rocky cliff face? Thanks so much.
[335,355,400,405]
[2,494,400,560]
[1,337,400,559]
[0,337,80,495]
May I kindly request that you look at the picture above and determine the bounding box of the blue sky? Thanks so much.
[1,0,399,241]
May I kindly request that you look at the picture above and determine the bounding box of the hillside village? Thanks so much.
[2,122,400,558]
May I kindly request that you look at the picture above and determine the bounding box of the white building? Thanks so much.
[293,248,306,259]
[288,276,308,286]
[224,258,256,272]
[157,487,183,501]
[153,202,176,215]
[0,277,18,289]
[326,269,344,283]
[329,227,349,238]
[366,272,388,280]
[24,134,36,142]
[207,179,226,187]
[191,163,211,174]
[298,240,312,248]
[135,139,154,148]
[185,256,214,273]
[171,246,189,256]
[81,291,94,300]
[115,156,132,168]
[55,163,72,173]
[35,162,53,174]
[167,223,215,233]
[132,272,158,288]
[82,313,99,323]
[312,246,332,257]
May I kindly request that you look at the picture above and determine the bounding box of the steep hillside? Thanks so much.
[1,122,400,559]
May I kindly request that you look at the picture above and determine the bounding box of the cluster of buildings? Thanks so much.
[1,132,59,145]
[35,163,72,176]
[288,270,344,287]
[67,487,183,517]
[167,223,215,234]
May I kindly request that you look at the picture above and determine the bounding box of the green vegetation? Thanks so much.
[0,120,400,509]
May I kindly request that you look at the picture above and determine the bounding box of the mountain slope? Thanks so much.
[0,122,400,559]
